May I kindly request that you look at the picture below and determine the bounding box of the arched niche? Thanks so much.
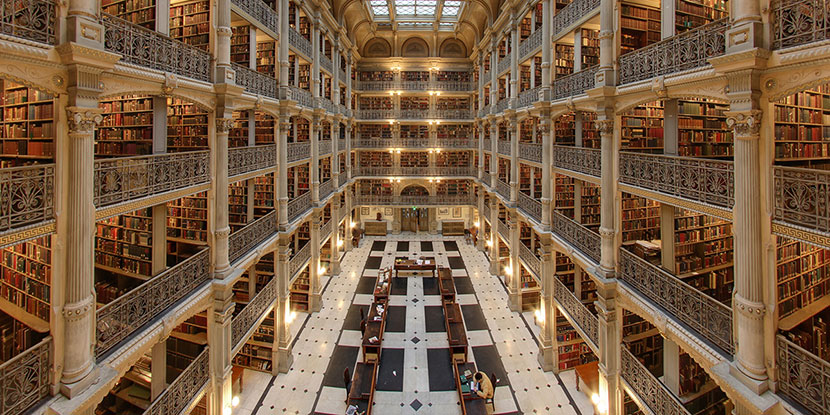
[401,37,429,57]
[400,184,430,196]
[439,38,467,58]
[364,37,392,57]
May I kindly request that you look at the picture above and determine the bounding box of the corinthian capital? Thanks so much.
[726,110,762,138]
[595,119,614,135]
[66,107,103,134]
[216,118,235,134]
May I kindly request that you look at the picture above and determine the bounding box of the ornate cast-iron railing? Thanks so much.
[0,336,51,415]
[437,138,473,148]
[229,210,277,264]
[553,145,601,177]
[319,179,334,199]
[355,80,397,91]
[338,138,346,151]
[777,334,830,415]
[498,219,509,240]
[233,62,278,98]
[496,179,511,201]
[497,57,510,74]
[400,80,430,91]
[319,139,332,155]
[0,0,56,44]
[357,109,397,119]
[320,55,333,73]
[433,80,475,92]
[619,249,734,355]
[497,140,511,156]
[94,150,210,208]
[145,347,209,415]
[287,141,310,162]
[552,0,600,35]
[519,143,542,163]
[519,243,541,279]
[435,109,472,119]
[354,138,394,148]
[289,242,311,278]
[516,87,542,109]
[481,173,492,187]
[319,97,336,114]
[288,27,312,58]
[339,69,348,85]
[552,211,601,263]
[494,99,509,114]
[231,0,278,34]
[285,86,313,108]
[102,13,211,82]
[482,71,490,86]
[773,166,830,237]
[96,249,210,357]
[354,166,476,177]
[619,152,734,209]
[772,0,830,49]
[229,144,276,177]
[621,346,691,415]
[517,192,542,223]
[232,276,277,350]
[519,29,544,60]
[553,66,598,100]
[553,276,599,347]
[619,18,728,85]
[482,138,492,152]
[399,110,424,120]
[320,218,333,240]
[482,204,492,221]
[479,104,491,117]
[0,164,54,234]
[355,195,476,206]
[287,191,311,222]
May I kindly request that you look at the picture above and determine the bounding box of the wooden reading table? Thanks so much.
[348,361,377,415]
[453,361,487,415]
[438,267,456,304]
[373,270,390,303]
[362,302,387,362]
[444,302,468,362]
[394,259,437,277]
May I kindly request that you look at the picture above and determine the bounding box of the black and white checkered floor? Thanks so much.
[236,235,593,415]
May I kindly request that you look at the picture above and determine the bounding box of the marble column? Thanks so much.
[507,213,521,311]
[537,235,557,371]
[273,237,294,373]
[510,117,519,203]
[489,199,500,276]
[310,115,320,204]
[214,117,234,274]
[309,210,322,312]
[208,292,234,415]
[278,114,290,230]
[330,199,342,275]
[510,18,520,105]
[540,114,552,230]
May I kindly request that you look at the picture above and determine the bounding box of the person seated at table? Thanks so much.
[472,371,494,400]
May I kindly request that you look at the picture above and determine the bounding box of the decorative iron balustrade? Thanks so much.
[496,179,511,200]
[339,69,348,84]
[553,145,601,177]
[319,139,332,155]
[102,14,211,82]
[619,152,734,209]
[479,104,491,118]
[619,249,734,354]
[338,104,348,116]
[497,219,510,240]
[0,336,51,415]
[777,335,830,415]
[355,80,397,91]
[320,55,333,73]
[399,110,424,120]
[482,71,491,85]
[287,191,311,222]
[494,99,509,114]
[319,179,334,199]
[552,211,601,263]
[516,87,542,109]
[289,242,311,277]
[286,86,313,108]
[231,0,278,34]
[519,243,541,279]
[320,218,333,240]
[553,276,598,346]
[357,109,397,119]
[497,57,510,74]
[232,275,277,349]
[481,173,492,187]
[517,192,542,223]
[439,166,477,177]
[519,143,542,163]
[94,150,210,208]
[497,140,511,156]
[482,204,492,221]
[319,97,336,114]
[339,205,349,220]
[229,210,277,264]
[621,347,691,415]
[288,27,312,58]
[354,166,475,177]
[287,141,310,162]
[619,19,728,85]
[482,138,492,151]
[354,138,393,148]
[437,138,473,148]
[435,109,472,119]
[232,63,278,98]
[773,166,830,237]
[400,80,430,91]
[0,164,54,234]
[0,0,55,44]
[338,138,346,151]
[553,66,597,100]
[433,80,474,92]
[519,29,544,60]
[399,138,429,148]
[552,0,601,35]
[145,347,209,415]
[229,144,276,177]
[96,249,210,357]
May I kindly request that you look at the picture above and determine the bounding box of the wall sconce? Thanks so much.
[318,265,327,275]
[486,239,493,247]
[473,221,480,228]
[232,396,240,408]
[504,265,512,275]
[350,221,356,228]
[337,239,344,247]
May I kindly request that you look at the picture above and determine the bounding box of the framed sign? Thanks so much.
[361,207,369,216]
[453,207,462,218]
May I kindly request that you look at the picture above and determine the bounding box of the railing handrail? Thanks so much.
[232,276,277,350]
[552,210,601,263]
[0,164,55,234]
[771,0,830,49]
[229,210,277,264]
[231,62,278,99]
[773,165,830,238]
[553,66,598,100]
[144,346,209,415]
[229,144,277,177]
[621,346,691,415]
[553,276,599,347]
[0,335,52,415]
[776,334,830,415]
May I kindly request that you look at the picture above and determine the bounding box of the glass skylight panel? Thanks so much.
[370,0,390,16]
[415,0,437,15]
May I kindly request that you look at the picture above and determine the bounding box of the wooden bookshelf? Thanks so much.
[359,179,393,196]
[257,41,276,78]
[97,95,154,157]
[621,193,661,242]
[167,192,208,244]
[0,237,51,330]
[673,209,733,278]
[230,25,250,66]
[437,124,471,141]
[676,0,729,33]
[359,124,393,141]
[103,0,155,29]
[400,124,428,140]
[229,111,249,148]
[520,266,540,312]
[287,165,308,199]
[554,44,574,76]
[620,2,661,55]
[435,71,471,83]
[400,97,429,112]
[232,315,274,372]
[0,80,56,167]
[554,174,575,218]
[556,311,594,370]
[581,29,600,68]
[580,183,600,231]
[622,101,664,153]
[95,209,154,287]
[255,113,275,144]
[436,98,469,111]
[678,99,733,158]
[169,0,210,51]
[358,151,393,168]
[435,180,470,196]
[229,181,248,231]
[167,98,208,152]
[254,173,274,217]
[622,310,663,374]
[436,151,470,167]
[0,312,46,361]
[401,71,429,82]
[781,305,830,361]
[776,236,830,323]
[290,267,310,312]
[555,112,575,146]
[773,83,830,166]
[358,71,394,82]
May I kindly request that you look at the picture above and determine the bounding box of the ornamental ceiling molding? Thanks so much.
[101,70,217,111]
[614,77,729,115]
[762,63,830,103]
[0,57,67,96]
[0,221,56,251]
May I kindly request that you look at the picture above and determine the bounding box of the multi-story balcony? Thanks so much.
[772,166,830,248]
[354,79,474,92]
[145,347,209,415]
[497,140,511,157]
[233,63,278,99]
[229,144,277,179]
[497,56,510,75]
[481,173,492,187]
[354,194,476,206]
[284,86,314,108]
[353,166,477,177]
[320,54,333,74]
[229,210,278,264]
[287,141,311,162]
[434,109,473,119]
[436,137,474,148]
[551,211,601,264]
[497,218,510,241]
[553,275,599,348]
[519,143,542,164]
[517,191,542,223]
[519,29,544,61]
[552,66,597,101]
[618,19,728,85]
[356,109,397,120]
[494,98,509,114]
[776,335,830,415]
[552,146,601,179]
[231,0,279,35]
[288,26,312,59]
[318,97,336,114]
[518,243,541,279]
[495,179,511,201]
[0,164,55,242]
[319,139,332,155]
[232,270,278,351]
[354,138,475,149]
[621,346,690,415]
[478,104,491,118]
[482,138,491,152]
[0,0,56,45]
[339,69,348,84]
[102,13,212,83]
[287,191,312,222]
[771,0,829,50]
[319,178,334,199]
[0,336,52,415]
[552,0,600,37]
[515,86,544,109]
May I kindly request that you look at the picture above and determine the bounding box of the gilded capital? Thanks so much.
[216,118,235,134]
[726,110,762,138]
[595,119,614,135]
[66,107,103,134]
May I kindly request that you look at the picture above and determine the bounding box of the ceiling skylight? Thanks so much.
[366,0,466,30]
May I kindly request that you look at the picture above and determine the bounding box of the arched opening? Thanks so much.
[401,37,429,57]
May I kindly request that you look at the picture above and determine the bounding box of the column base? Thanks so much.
[60,365,100,399]
[489,259,500,276]
[273,344,294,374]
[537,343,558,373]
[330,260,341,276]
[507,288,522,312]
[729,361,769,395]
[309,292,323,312]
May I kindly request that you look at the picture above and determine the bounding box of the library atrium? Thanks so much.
[0,0,827,414]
